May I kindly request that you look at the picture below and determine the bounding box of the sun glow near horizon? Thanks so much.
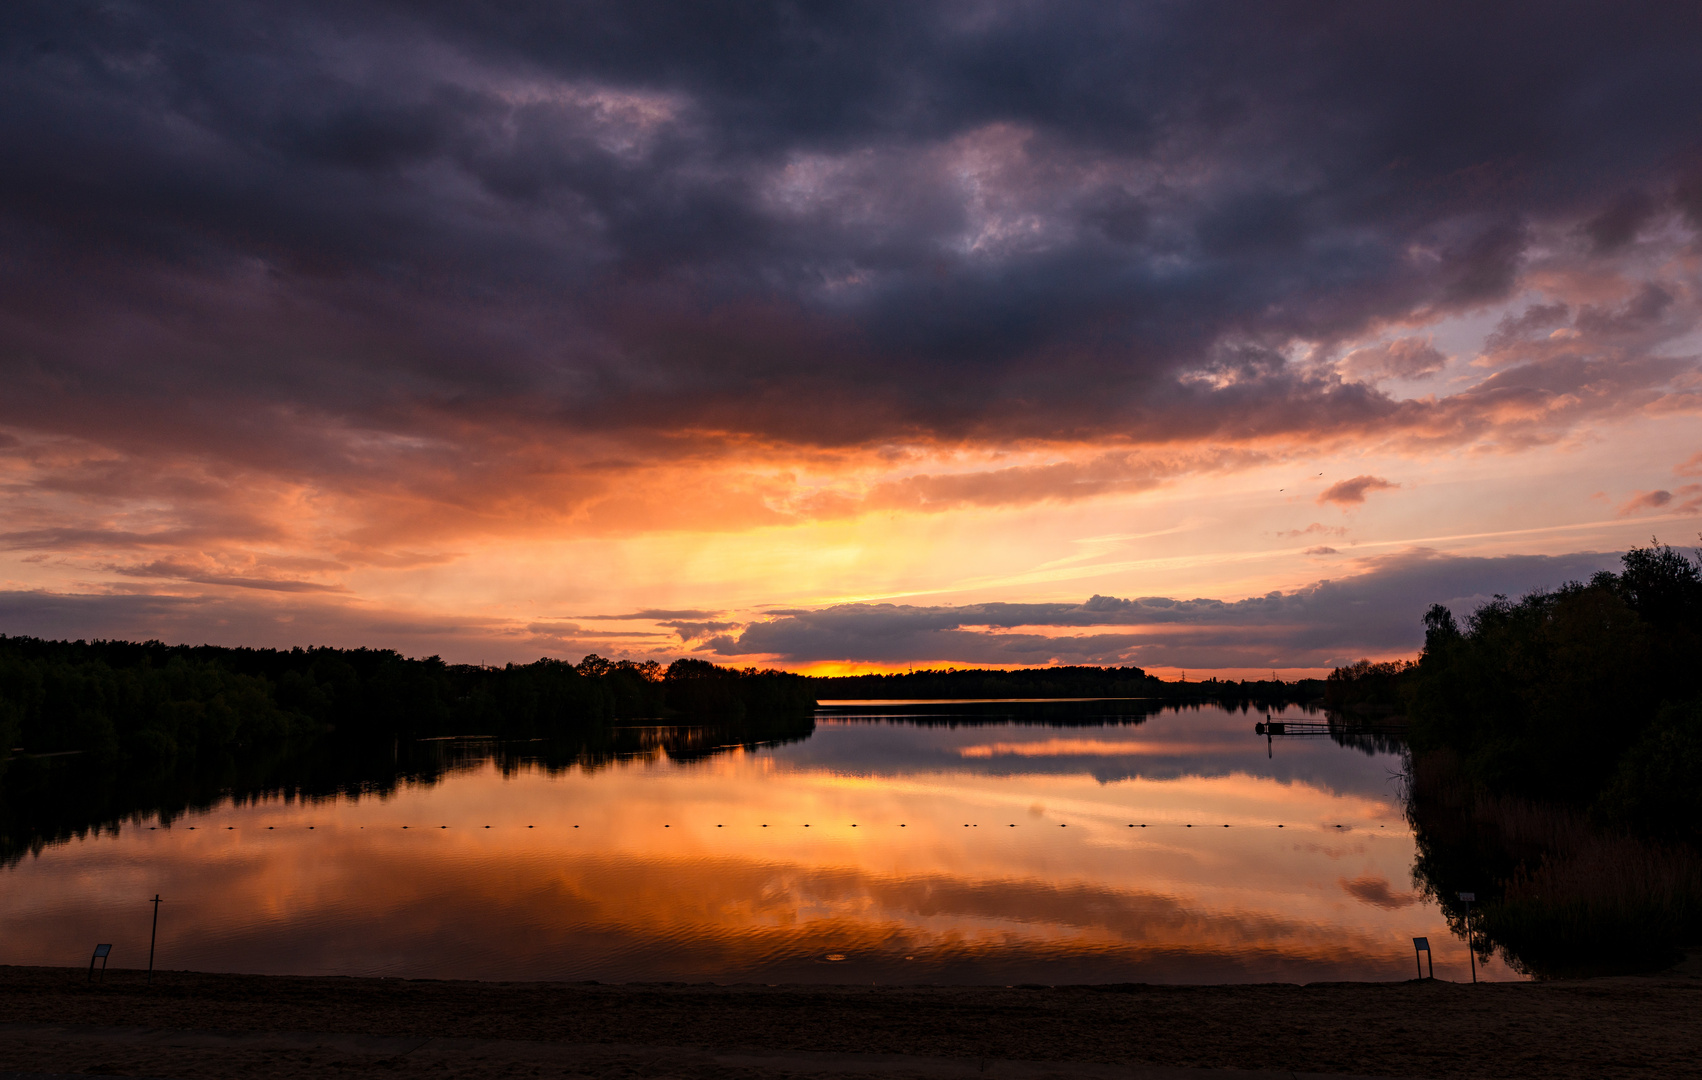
[1,5,1700,671]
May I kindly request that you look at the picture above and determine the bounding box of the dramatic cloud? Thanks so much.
[1318,476,1398,507]
[708,550,1622,669]
[1,2,1700,547]
[1,4,1698,666]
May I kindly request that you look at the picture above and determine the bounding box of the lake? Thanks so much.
[0,700,1518,983]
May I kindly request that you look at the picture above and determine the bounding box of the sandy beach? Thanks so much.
[3,961,1700,1079]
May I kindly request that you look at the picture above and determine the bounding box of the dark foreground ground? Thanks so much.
[2,961,1700,1080]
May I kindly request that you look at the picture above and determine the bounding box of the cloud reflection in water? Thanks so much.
[0,705,1520,983]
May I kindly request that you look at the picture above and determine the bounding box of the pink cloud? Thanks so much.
[1275,522,1348,539]
[1340,337,1448,381]
[1617,489,1673,516]
[1674,484,1702,514]
[1317,475,1398,507]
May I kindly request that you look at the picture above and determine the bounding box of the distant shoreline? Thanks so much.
[815,696,1157,705]
[3,961,1699,1079]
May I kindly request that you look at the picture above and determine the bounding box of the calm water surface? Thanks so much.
[0,702,1519,983]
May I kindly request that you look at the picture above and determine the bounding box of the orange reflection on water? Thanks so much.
[961,738,1240,758]
[0,708,1522,984]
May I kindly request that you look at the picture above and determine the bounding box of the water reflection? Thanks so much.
[0,702,1520,984]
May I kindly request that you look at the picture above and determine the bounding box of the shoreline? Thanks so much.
[3,962,1700,1079]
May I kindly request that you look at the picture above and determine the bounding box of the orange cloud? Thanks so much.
[1275,523,1347,539]
[1317,476,1398,507]
[1619,484,1702,516]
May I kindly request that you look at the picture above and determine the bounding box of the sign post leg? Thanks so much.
[147,895,160,985]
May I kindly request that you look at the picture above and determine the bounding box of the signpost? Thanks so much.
[1458,892,1476,984]
[147,894,161,985]
[88,944,111,982]
[1412,936,1432,980]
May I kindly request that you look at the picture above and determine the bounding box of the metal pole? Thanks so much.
[1467,908,1476,984]
[147,894,160,984]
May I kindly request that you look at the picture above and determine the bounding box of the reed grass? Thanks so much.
[1407,749,1702,977]
[1492,828,1702,975]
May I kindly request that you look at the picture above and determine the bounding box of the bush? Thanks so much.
[1595,698,1702,844]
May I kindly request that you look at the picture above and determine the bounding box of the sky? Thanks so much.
[2,1,1700,676]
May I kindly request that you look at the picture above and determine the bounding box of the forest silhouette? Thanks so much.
[1328,539,1702,974]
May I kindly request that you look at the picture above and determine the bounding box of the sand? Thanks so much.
[2,961,1700,1079]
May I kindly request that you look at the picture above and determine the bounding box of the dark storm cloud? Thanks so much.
[711,549,1622,666]
[2,0,1700,469]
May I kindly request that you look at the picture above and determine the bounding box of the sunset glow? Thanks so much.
[2,5,1699,673]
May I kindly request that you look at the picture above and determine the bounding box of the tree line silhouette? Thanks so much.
[1397,539,1700,837]
[1328,539,1702,974]
[806,666,1325,709]
[0,640,813,769]
[2,642,1340,772]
